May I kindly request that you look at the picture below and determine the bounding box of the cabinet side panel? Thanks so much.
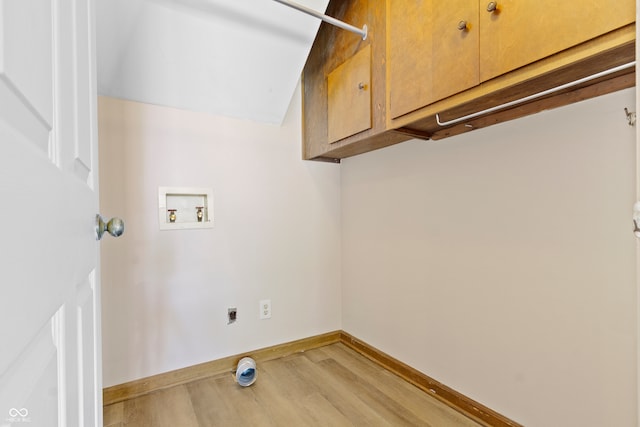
[303,0,384,160]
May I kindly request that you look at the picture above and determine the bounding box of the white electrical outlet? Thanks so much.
[259,299,271,319]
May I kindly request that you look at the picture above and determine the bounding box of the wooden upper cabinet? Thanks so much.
[389,0,634,119]
[389,0,480,119]
[302,0,634,160]
[328,45,372,143]
[479,0,635,81]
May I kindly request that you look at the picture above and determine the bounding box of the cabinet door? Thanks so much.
[389,0,479,119]
[431,0,480,105]
[328,45,372,143]
[479,0,635,81]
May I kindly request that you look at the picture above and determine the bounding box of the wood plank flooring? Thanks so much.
[104,343,483,427]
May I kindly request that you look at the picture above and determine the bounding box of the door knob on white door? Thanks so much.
[96,214,125,240]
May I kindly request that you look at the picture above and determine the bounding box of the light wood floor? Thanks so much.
[104,343,483,426]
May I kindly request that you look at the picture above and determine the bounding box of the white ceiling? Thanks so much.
[96,0,329,124]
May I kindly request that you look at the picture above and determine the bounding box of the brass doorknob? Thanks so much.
[96,214,125,240]
[487,1,498,12]
[457,20,468,31]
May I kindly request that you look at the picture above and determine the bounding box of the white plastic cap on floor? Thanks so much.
[236,357,257,387]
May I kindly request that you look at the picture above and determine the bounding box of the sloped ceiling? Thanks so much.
[96,0,329,124]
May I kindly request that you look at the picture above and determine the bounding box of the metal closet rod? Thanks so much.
[436,61,636,127]
[272,0,368,40]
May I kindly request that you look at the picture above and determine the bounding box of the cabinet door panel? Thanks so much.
[389,0,479,119]
[431,0,480,103]
[328,45,372,143]
[389,0,434,119]
[479,0,635,81]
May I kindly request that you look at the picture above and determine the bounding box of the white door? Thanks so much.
[0,0,105,426]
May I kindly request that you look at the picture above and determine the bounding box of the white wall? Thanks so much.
[341,88,638,427]
[99,81,638,425]
[96,0,329,124]
[98,85,341,387]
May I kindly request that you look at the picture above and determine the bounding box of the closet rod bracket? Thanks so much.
[624,107,636,126]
